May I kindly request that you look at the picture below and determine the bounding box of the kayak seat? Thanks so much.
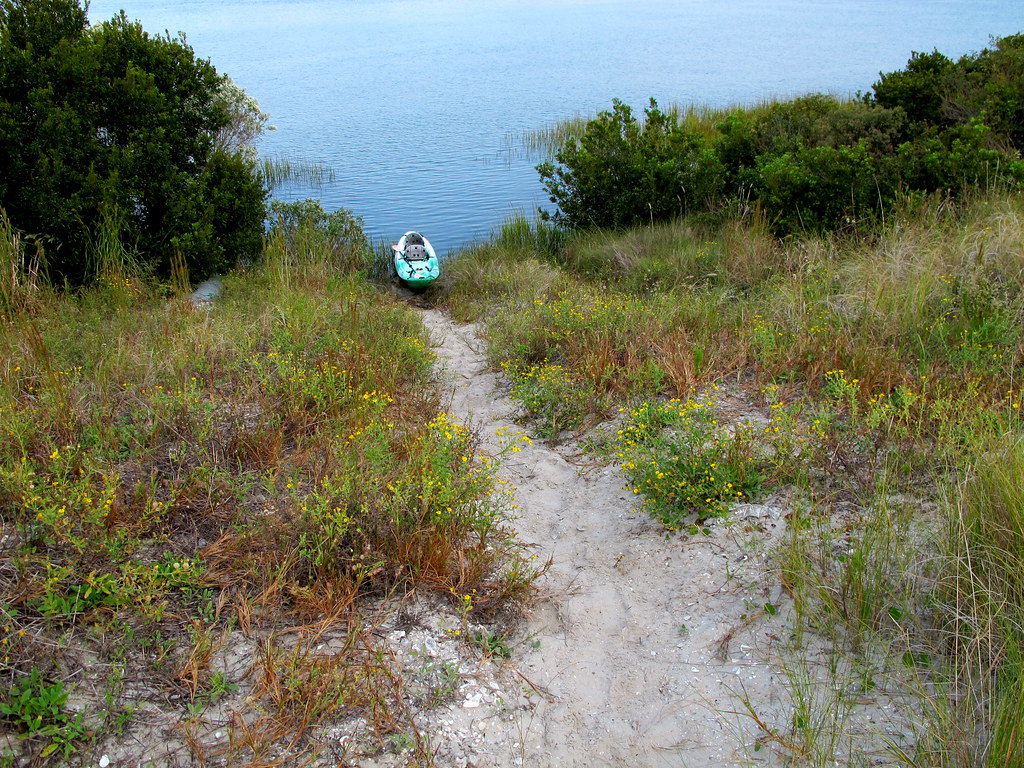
[404,243,428,261]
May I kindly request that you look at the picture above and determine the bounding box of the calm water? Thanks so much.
[88,0,1021,252]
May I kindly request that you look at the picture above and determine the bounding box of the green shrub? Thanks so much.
[756,141,886,233]
[870,49,954,127]
[537,98,724,229]
[942,33,1024,149]
[536,37,1024,240]
[896,118,1024,192]
[872,34,1024,150]
[0,668,87,759]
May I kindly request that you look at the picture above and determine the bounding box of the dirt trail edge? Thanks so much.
[420,311,790,768]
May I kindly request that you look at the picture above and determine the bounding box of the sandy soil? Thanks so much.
[413,310,794,767]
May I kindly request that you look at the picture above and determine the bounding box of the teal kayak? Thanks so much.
[392,231,440,290]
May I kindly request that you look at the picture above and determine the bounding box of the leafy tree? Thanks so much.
[0,0,266,285]
[215,74,270,160]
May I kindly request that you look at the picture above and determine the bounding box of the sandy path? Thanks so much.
[421,311,789,767]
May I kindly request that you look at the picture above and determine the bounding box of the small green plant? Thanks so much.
[614,395,764,529]
[473,630,512,660]
[415,660,462,708]
[207,670,238,703]
[387,731,415,753]
[503,361,599,437]
[0,668,88,759]
[822,369,860,420]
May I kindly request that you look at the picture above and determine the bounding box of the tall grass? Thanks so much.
[0,208,44,319]
[515,114,591,159]
[87,204,145,303]
[263,201,372,289]
[4,170,1023,764]
[773,434,1024,768]
[438,245,566,323]
[442,189,1024,452]
[260,156,336,189]
[913,435,1024,768]
[491,210,567,257]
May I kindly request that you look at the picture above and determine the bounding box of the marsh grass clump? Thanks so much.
[263,198,372,288]
[492,211,567,259]
[437,239,566,323]
[559,221,720,292]
[0,208,45,320]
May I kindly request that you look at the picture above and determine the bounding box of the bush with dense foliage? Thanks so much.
[538,35,1024,236]
[537,99,723,230]
[871,34,1024,147]
[0,0,266,285]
